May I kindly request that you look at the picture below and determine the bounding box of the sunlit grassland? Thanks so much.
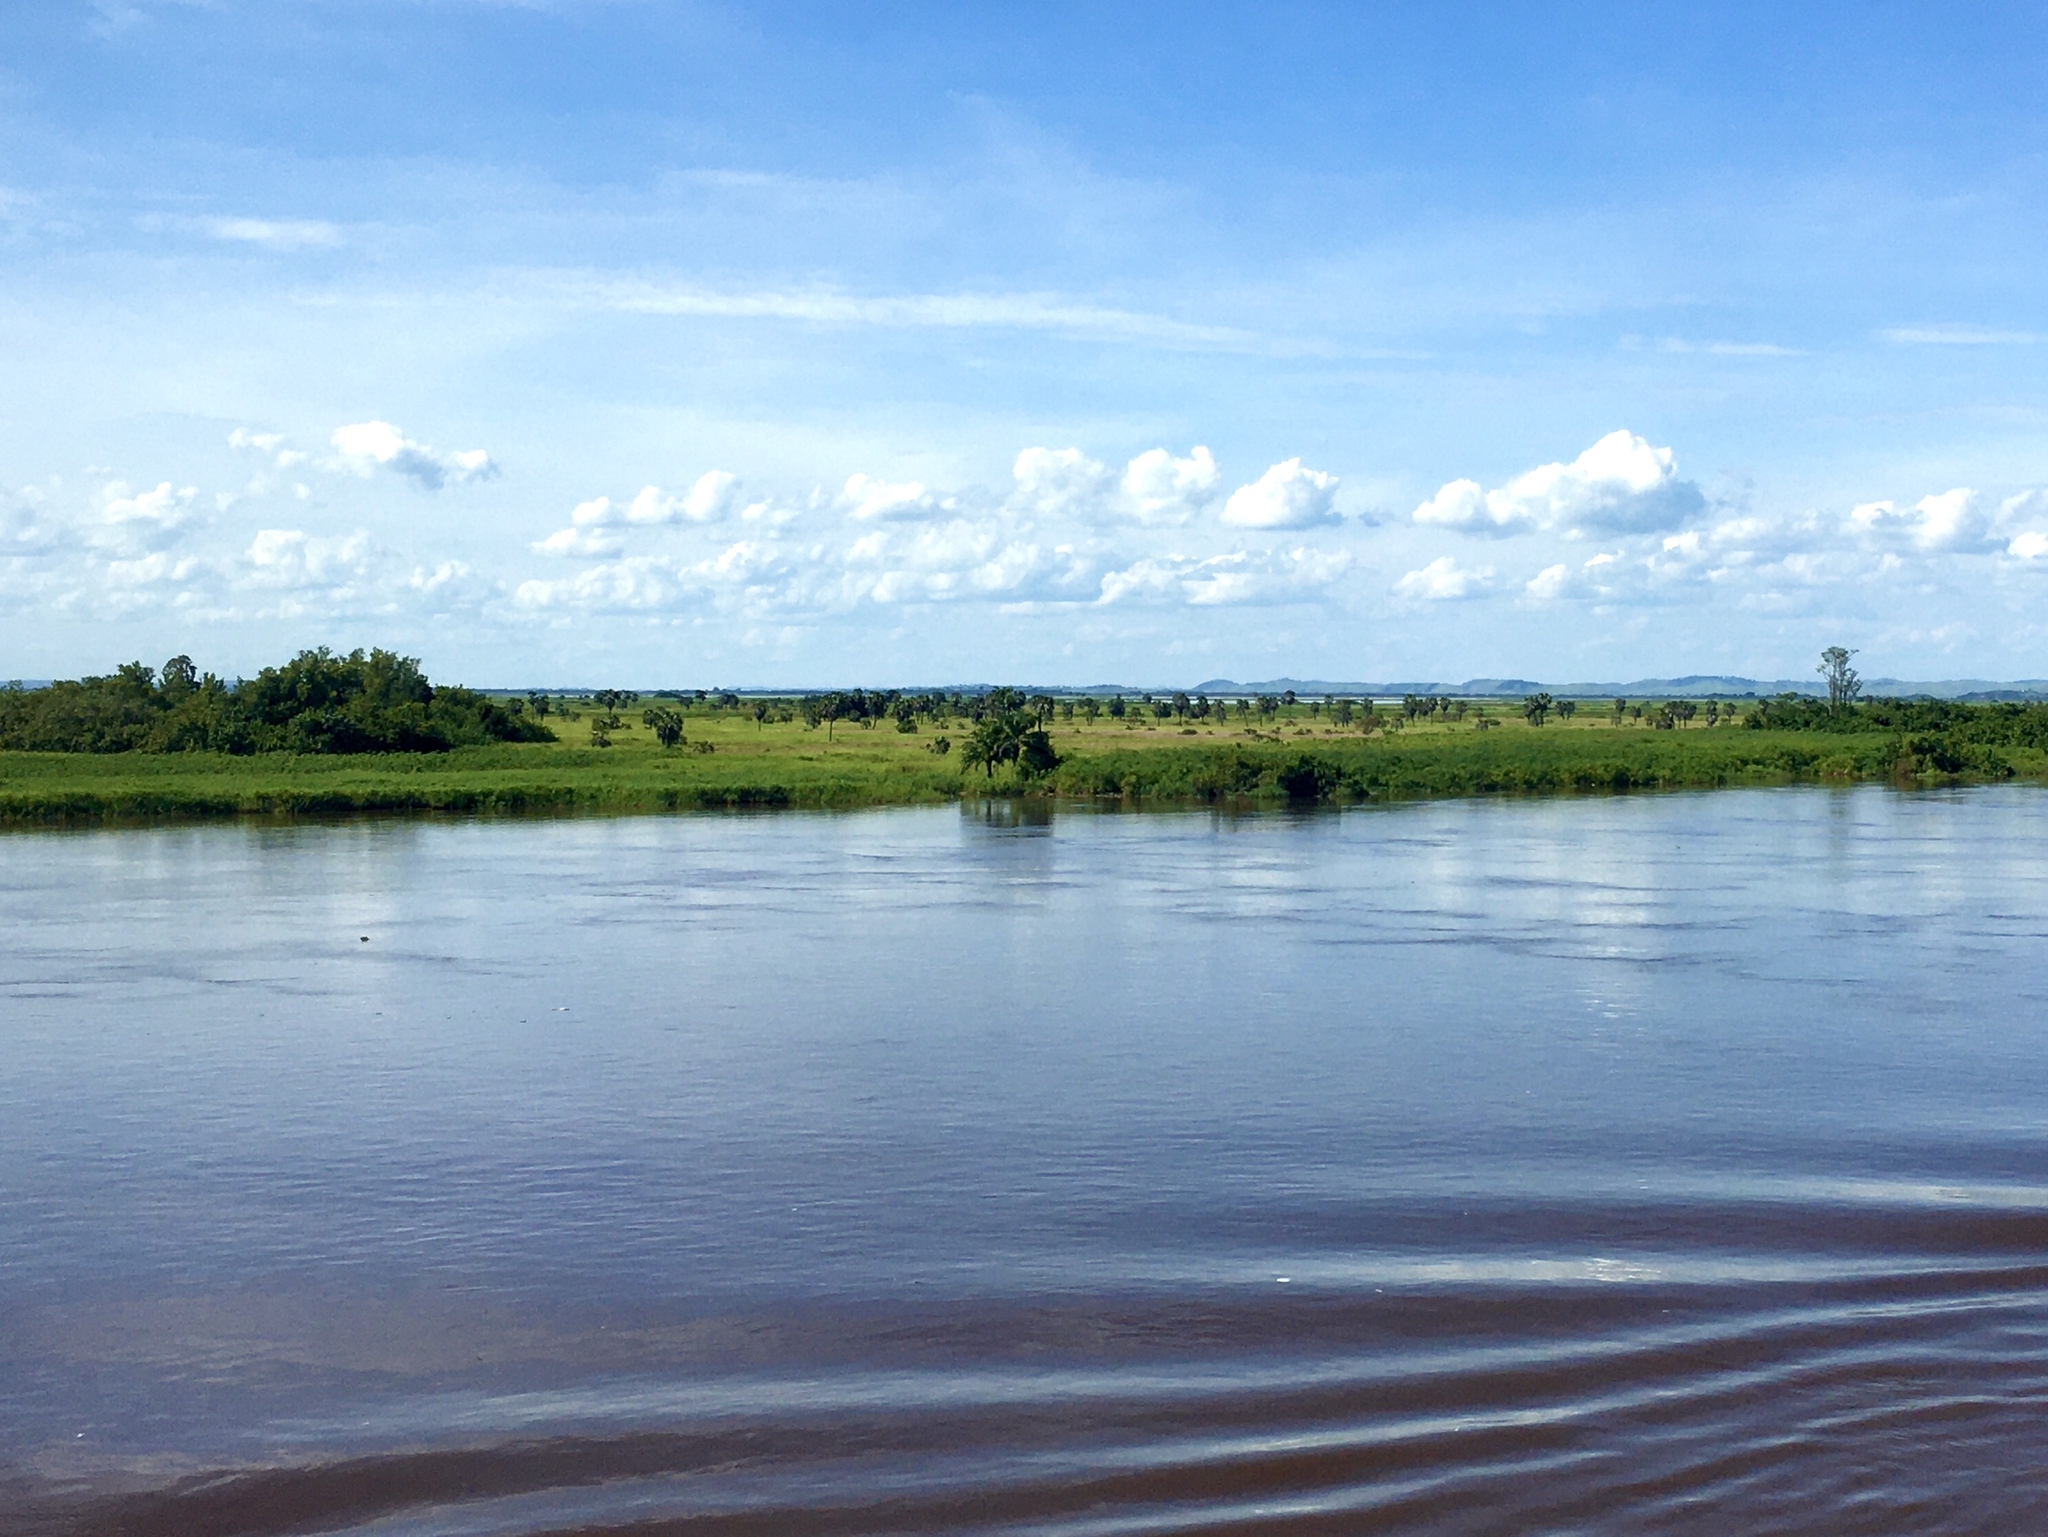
[1,703,2038,825]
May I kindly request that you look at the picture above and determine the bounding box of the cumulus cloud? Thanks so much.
[531,473,750,555]
[1414,430,1703,537]
[1097,546,1351,606]
[242,528,373,589]
[1847,488,2008,554]
[515,556,677,614]
[1011,447,1116,520]
[839,473,959,523]
[2000,492,2048,560]
[1395,555,1493,601]
[533,498,624,558]
[1221,458,1340,529]
[1006,445,1221,526]
[1120,447,1220,525]
[93,480,198,554]
[331,421,496,491]
[227,429,307,470]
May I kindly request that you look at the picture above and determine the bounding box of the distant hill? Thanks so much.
[1184,676,2048,700]
[521,676,2048,701]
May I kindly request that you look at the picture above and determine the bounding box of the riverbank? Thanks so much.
[1,711,2036,824]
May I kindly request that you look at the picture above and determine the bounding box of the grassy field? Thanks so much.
[2,698,2038,826]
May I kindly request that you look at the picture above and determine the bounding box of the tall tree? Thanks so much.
[1818,646,1861,714]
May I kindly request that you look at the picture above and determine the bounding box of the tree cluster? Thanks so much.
[0,649,554,754]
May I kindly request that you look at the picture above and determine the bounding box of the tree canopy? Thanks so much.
[0,649,553,754]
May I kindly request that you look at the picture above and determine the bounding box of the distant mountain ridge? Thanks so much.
[1183,676,2048,700]
[683,676,2048,699]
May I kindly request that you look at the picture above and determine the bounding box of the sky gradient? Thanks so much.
[4,1,2047,686]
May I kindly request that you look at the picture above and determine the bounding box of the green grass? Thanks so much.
[1,708,2038,826]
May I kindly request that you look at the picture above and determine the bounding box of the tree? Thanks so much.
[526,691,551,718]
[593,688,637,729]
[642,706,685,748]
[1079,696,1101,722]
[1556,699,1577,722]
[1107,694,1126,719]
[1612,697,1626,726]
[1332,698,1355,726]
[1818,646,1861,714]
[958,708,1059,779]
[1523,691,1553,726]
[1704,699,1720,726]
[1171,690,1190,719]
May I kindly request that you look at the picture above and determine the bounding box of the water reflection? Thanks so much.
[4,787,2048,1535]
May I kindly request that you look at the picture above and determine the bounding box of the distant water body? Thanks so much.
[5,789,2048,1535]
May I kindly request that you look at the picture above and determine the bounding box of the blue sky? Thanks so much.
[4,1,2047,685]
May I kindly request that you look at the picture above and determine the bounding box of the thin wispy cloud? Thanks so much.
[579,280,1279,351]
[1881,326,2046,346]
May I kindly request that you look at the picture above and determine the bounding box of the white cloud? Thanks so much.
[242,528,372,589]
[1848,487,2003,553]
[93,480,197,554]
[1882,325,2046,346]
[2008,531,2048,560]
[1006,445,1221,526]
[1413,430,1702,537]
[1120,446,1220,525]
[617,472,744,525]
[227,429,307,469]
[515,557,676,613]
[1097,546,1351,606]
[1011,447,1116,520]
[591,281,1265,350]
[1525,562,1573,601]
[2001,492,2048,561]
[1395,555,1493,601]
[839,472,955,523]
[330,421,496,491]
[1221,458,1340,529]
[205,217,340,251]
[531,473,748,555]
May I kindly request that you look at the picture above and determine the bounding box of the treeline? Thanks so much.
[0,650,554,754]
[1745,694,2048,750]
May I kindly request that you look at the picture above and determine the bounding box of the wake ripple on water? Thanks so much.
[21,1254,2048,1537]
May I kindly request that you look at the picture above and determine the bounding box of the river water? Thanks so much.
[3,788,2047,1535]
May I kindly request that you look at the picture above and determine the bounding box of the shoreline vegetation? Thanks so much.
[5,651,2047,826]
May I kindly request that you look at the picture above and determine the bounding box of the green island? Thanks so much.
[3,647,2045,825]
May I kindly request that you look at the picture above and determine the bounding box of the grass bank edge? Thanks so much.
[2,731,2038,826]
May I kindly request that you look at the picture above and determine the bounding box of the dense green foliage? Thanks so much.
[7,672,2048,826]
[1044,728,1991,802]
[0,650,553,754]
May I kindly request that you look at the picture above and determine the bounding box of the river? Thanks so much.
[4,787,2047,1534]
